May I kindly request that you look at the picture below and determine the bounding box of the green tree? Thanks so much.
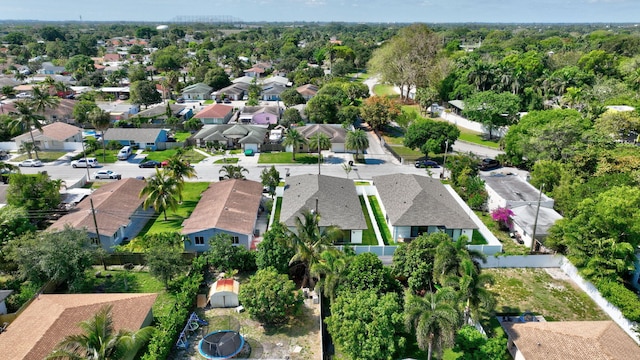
[130,80,162,109]
[405,287,461,360]
[238,267,303,326]
[453,326,508,360]
[282,128,307,161]
[336,252,401,298]
[280,88,306,107]
[309,132,331,164]
[305,94,340,124]
[219,164,248,179]
[404,119,459,157]
[206,233,256,272]
[47,305,154,360]
[165,154,196,190]
[10,101,45,160]
[463,91,520,139]
[89,108,111,163]
[345,129,369,161]
[18,141,39,160]
[360,96,401,131]
[281,107,303,127]
[139,169,180,221]
[7,172,60,212]
[391,232,442,294]
[73,100,100,124]
[326,290,406,360]
[65,54,95,80]
[311,249,351,302]
[260,165,280,198]
[595,110,640,141]
[7,226,96,291]
[30,84,60,119]
[256,222,294,274]
[145,240,186,288]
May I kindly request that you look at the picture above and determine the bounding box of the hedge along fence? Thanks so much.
[96,252,197,266]
[141,255,206,360]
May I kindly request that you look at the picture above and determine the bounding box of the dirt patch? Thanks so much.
[168,298,321,359]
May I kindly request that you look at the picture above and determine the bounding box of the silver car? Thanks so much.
[93,170,121,180]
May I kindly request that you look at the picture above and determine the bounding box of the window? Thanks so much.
[195,236,205,245]
[231,236,239,244]
[146,142,155,146]
[410,226,428,238]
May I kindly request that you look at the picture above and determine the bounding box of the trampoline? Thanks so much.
[198,330,245,359]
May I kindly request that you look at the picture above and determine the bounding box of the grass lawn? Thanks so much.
[138,182,210,235]
[373,84,398,97]
[13,151,67,163]
[470,229,488,245]
[173,131,192,142]
[81,267,176,318]
[474,211,530,255]
[273,197,282,223]
[88,149,119,163]
[258,152,318,164]
[357,196,378,246]
[143,148,205,163]
[368,196,394,245]
[214,157,239,164]
[485,268,608,321]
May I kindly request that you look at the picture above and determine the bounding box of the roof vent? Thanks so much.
[224,207,229,210]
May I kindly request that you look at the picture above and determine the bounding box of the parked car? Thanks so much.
[176,97,185,103]
[118,94,129,100]
[478,158,501,171]
[71,157,99,168]
[19,159,43,167]
[223,98,232,104]
[15,92,32,99]
[139,160,162,168]
[93,170,121,180]
[415,159,439,168]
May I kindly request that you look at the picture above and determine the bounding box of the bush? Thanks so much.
[596,280,640,322]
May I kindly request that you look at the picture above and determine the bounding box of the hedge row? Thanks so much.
[141,256,206,360]
[596,280,640,323]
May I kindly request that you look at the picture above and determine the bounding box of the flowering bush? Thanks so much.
[491,207,514,231]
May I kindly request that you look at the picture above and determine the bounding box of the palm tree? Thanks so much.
[10,101,45,160]
[30,84,60,120]
[310,249,351,302]
[404,287,461,360]
[219,164,248,179]
[288,209,341,289]
[139,169,181,221]
[308,132,331,164]
[454,259,495,324]
[18,141,40,159]
[89,109,111,162]
[345,129,369,161]
[432,236,486,287]
[47,305,154,360]
[282,128,307,161]
[166,154,197,186]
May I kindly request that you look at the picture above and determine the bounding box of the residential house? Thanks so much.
[13,122,82,151]
[296,84,318,101]
[0,293,157,360]
[1,98,76,123]
[37,62,66,75]
[482,174,563,248]
[373,174,477,242]
[261,83,288,101]
[192,124,268,153]
[136,103,193,124]
[96,102,140,122]
[103,128,168,150]
[49,178,152,251]
[102,53,123,63]
[244,66,265,78]
[280,174,367,243]
[195,104,235,125]
[502,320,640,360]
[182,179,263,251]
[99,86,130,99]
[238,105,280,125]
[0,289,12,315]
[214,82,249,101]
[231,76,254,85]
[263,75,290,87]
[181,83,213,101]
[294,124,349,153]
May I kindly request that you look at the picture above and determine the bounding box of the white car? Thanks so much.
[15,92,32,99]
[93,170,121,180]
[71,157,99,168]
[19,159,43,167]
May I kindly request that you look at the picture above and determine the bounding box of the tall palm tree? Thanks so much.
[432,236,486,287]
[404,287,461,360]
[47,305,154,360]
[219,164,248,179]
[166,154,197,187]
[30,84,60,120]
[308,132,331,164]
[139,169,180,221]
[10,101,45,160]
[345,129,369,161]
[310,249,351,302]
[89,109,111,162]
[288,209,341,289]
[454,259,495,324]
[18,141,39,159]
[282,128,307,161]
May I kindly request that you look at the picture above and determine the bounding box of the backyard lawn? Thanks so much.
[368,195,393,245]
[143,148,206,163]
[475,211,530,255]
[258,152,318,164]
[137,182,210,235]
[358,196,378,246]
[485,268,608,321]
[173,131,192,142]
[373,84,398,97]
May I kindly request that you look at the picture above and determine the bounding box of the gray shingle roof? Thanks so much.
[103,128,164,143]
[296,124,346,143]
[281,174,367,230]
[373,174,477,229]
[194,124,268,143]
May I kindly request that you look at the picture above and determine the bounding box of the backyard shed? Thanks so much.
[208,279,240,308]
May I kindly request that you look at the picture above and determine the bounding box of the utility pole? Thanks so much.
[317,135,321,175]
[80,123,91,182]
[90,198,107,270]
[442,139,449,179]
[530,183,545,252]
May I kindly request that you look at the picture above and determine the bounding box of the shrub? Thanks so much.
[596,280,640,322]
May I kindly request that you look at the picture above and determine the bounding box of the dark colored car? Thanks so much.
[223,98,232,104]
[415,159,439,168]
[176,97,185,103]
[139,160,162,168]
[478,158,501,171]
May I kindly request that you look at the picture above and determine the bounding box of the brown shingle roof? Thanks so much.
[296,84,318,96]
[503,320,640,360]
[181,179,262,236]
[38,121,81,141]
[296,124,346,144]
[0,293,157,360]
[195,104,234,119]
[49,178,147,235]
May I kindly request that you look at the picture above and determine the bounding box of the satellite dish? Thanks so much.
[156,25,169,31]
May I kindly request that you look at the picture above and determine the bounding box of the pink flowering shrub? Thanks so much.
[491,207,514,231]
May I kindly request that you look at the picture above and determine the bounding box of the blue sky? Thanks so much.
[2,0,640,23]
